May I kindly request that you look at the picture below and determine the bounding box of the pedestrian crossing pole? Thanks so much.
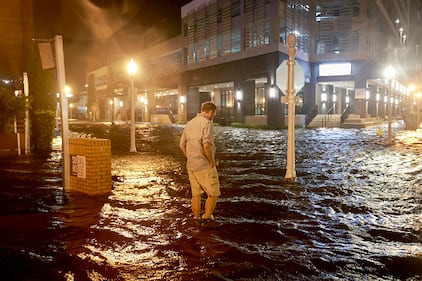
[285,34,297,180]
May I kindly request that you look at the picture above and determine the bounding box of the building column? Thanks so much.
[145,91,154,122]
[234,81,245,123]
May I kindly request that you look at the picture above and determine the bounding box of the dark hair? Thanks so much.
[201,101,217,112]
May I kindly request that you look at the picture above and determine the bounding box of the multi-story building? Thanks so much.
[87,0,417,128]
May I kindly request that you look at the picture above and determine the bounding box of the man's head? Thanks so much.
[201,101,217,121]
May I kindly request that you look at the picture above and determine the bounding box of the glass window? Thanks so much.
[217,34,223,56]
[353,0,360,17]
[351,31,359,51]
[232,0,241,17]
[255,87,266,115]
[231,29,241,53]
[333,32,339,53]
[204,39,210,60]
[221,89,234,108]
[209,35,218,59]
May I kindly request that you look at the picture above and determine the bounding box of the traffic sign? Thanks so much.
[275,60,305,95]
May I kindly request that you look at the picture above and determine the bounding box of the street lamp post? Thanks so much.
[383,65,396,145]
[127,58,138,152]
[416,92,422,128]
[69,103,74,119]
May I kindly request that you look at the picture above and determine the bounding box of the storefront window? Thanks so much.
[221,89,234,108]
[255,87,266,115]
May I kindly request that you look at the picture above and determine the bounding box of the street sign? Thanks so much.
[275,60,288,94]
[276,60,305,95]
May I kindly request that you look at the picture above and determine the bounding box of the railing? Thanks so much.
[168,109,176,123]
[215,107,234,126]
[305,105,318,127]
[340,104,353,124]
[322,105,335,127]
[150,108,176,123]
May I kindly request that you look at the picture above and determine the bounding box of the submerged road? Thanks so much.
[0,122,421,280]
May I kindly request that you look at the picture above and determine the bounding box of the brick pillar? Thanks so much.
[69,138,111,195]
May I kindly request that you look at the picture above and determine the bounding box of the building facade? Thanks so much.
[0,0,33,82]
[87,0,415,128]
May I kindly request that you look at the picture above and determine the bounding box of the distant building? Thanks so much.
[87,0,418,128]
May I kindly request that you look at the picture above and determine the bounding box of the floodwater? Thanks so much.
[0,121,421,281]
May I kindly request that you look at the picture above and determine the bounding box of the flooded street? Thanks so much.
[0,122,421,280]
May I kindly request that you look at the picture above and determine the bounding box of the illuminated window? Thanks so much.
[255,87,266,115]
[319,63,352,76]
[244,0,271,49]
[321,93,327,102]
[221,89,234,108]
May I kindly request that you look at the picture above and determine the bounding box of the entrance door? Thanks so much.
[199,92,212,111]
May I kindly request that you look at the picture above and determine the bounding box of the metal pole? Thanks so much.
[55,35,70,190]
[285,34,297,180]
[417,98,420,128]
[130,78,137,152]
[23,72,30,154]
[388,81,392,144]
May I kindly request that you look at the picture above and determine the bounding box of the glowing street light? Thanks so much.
[127,58,138,76]
[383,65,396,144]
[127,58,138,152]
[408,84,416,93]
[64,85,73,98]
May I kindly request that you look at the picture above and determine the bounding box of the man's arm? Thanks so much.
[203,142,215,168]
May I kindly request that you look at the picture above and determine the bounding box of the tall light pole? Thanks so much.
[127,58,138,152]
[383,65,396,145]
[55,35,70,190]
[69,103,74,119]
[416,92,422,128]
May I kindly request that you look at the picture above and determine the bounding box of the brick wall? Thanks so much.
[69,138,111,195]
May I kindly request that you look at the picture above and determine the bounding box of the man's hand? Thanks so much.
[203,142,214,167]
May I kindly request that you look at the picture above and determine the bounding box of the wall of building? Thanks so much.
[0,0,33,80]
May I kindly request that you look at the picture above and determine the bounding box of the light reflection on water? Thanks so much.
[61,122,422,280]
[0,122,421,280]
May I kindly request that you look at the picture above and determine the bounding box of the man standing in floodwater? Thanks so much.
[179,101,221,227]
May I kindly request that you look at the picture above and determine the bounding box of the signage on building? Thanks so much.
[319,63,351,76]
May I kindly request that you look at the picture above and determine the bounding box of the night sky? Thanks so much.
[33,0,190,91]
